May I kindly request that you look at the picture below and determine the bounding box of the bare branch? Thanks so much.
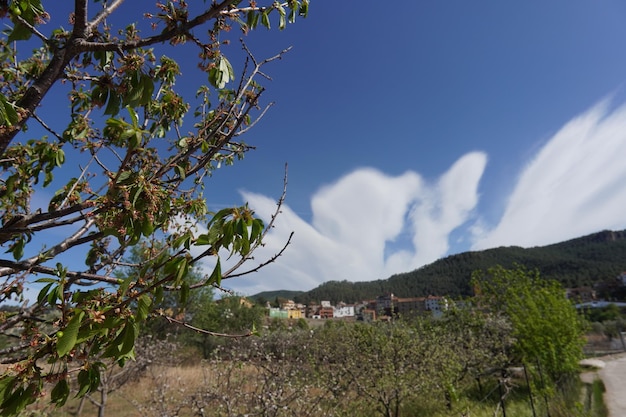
[79,0,240,52]
[86,0,126,33]
[0,260,120,285]
[14,14,49,44]
[0,218,97,278]
[223,231,293,280]
[162,315,254,338]
[31,112,64,142]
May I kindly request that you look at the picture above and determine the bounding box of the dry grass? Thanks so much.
[46,361,267,417]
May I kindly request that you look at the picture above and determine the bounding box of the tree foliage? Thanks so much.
[472,266,587,390]
[0,0,309,414]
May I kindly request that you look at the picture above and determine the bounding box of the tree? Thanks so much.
[0,1,308,414]
[115,240,213,341]
[189,294,265,358]
[472,266,587,391]
[310,320,461,417]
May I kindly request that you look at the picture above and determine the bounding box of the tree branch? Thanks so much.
[72,0,89,38]
[162,315,254,338]
[86,0,126,33]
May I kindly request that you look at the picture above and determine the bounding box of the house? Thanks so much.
[566,287,596,303]
[375,294,396,316]
[359,308,376,322]
[425,295,448,312]
[268,308,288,319]
[396,297,426,316]
[287,309,303,319]
[319,306,334,319]
[334,304,355,318]
[424,296,448,318]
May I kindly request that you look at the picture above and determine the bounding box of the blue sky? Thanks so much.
[9,1,626,300]
[204,1,626,295]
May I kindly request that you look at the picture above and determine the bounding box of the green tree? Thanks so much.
[311,320,461,417]
[472,266,587,391]
[190,294,265,358]
[0,1,309,414]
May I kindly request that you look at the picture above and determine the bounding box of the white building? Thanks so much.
[424,296,448,312]
[334,305,355,318]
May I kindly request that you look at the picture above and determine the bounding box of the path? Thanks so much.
[599,353,626,417]
[582,353,626,417]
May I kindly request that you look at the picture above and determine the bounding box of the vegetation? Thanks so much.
[3,267,595,416]
[0,0,617,415]
[472,266,588,392]
[257,229,626,304]
[0,0,310,414]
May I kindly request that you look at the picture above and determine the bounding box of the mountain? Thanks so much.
[251,229,626,305]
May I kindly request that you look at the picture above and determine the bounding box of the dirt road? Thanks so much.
[596,353,626,417]
[598,354,626,417]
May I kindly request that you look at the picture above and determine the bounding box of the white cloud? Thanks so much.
[222,153,487,295]
[472,100,626,250]
[203,99,626,296]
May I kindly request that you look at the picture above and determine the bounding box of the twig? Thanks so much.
[162,315,254,338]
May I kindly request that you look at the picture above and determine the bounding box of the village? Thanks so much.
[266,294,450,321]
[264,272,626,323]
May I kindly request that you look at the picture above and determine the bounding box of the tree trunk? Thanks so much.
[98,387,107,417]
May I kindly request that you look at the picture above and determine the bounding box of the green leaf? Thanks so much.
[209,56,234,89]
[288,7,296,24]
[195,234,212,246]
[104,90,121,116]
[1,383,38,416]
[208,259,222,286]
[246,10,259,29]
[55,149,65,167]
[37,282,54,305]
[50,380,70,406]
[115,170,132,184]
[251,218,264,243]
[76,366,101,398]
[136,294,152,322]
[126,107,139,128]
[10,237,24,261]
[0,94,19,127]
[299,0,309,17]
[140,74,155,105]
[57,311,85,357]
[0,376,16,406]
[173,232,192,249]
[141,219,154,237]
[261,10,271,29]
[119,275,134,297]
[119,321,137,357]
[179,281,189,305]
[154,286,164,306]
[8,23,32,42]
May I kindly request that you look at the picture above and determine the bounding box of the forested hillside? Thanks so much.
[254,229,626,304]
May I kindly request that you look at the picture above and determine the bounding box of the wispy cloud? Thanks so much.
[210,99,626,296]
[472,100,626,250]
[224,153,487,295]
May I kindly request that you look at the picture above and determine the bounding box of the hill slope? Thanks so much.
[253,229,626,304]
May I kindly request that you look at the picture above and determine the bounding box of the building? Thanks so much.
[396,297,426,316]
[334,304,355,318]
[319,306,334,319]
[268,308,288,319]
[566,287,596,303]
